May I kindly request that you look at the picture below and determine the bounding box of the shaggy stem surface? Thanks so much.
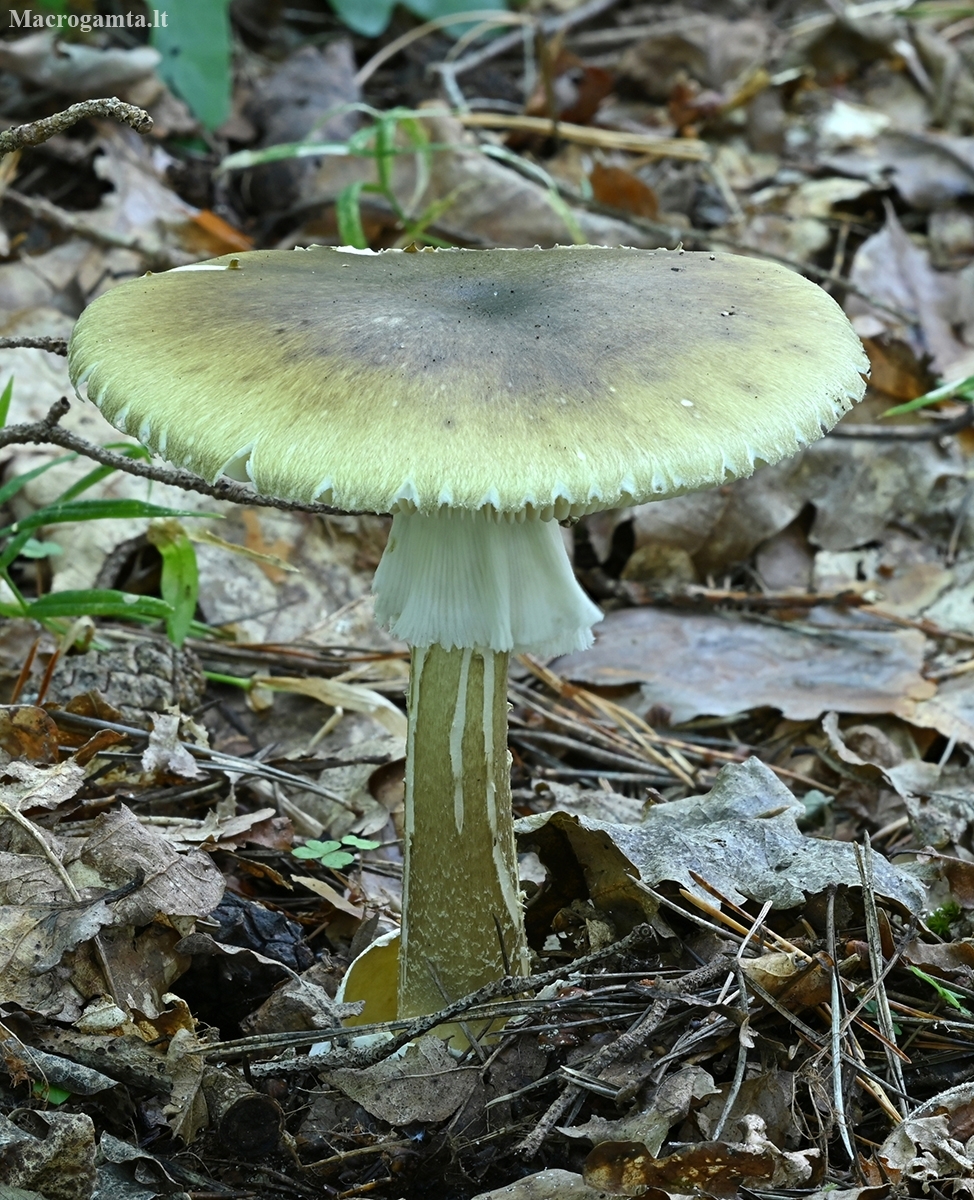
[400,643,530,1018]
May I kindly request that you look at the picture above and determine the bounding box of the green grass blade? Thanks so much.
[336,181,370,249]
[0,376,13,428]
[884,372,974,417]
[6,589,174,621]
[0,499,204,539]
[55,463,118,503]
[0,454,76,508]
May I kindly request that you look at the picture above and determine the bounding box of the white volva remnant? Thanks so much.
[450,648,472,834]
[373,506,603,655]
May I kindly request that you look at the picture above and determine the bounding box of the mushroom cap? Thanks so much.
[68,245,867,517]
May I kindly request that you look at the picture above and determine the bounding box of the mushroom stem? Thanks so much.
[400,642,530,1018]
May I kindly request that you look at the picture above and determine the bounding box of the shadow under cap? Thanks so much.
[68,245,868,516]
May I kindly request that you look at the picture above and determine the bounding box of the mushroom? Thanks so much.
[68,245,867,1019]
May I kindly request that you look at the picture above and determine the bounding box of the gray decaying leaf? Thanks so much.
[73,805,224,925]
[0,758,86,813]
[560,1066,718,1155]
[846,207,974,377]
[324,1036,478,1125]
[0,1110,96,1200]
[876,1082,974,1193]
[470,1170,610,1200]
[141,713,202,780]
[0,1038,117,1097]
[242,961,363,1034]
[95,1130,190,1198]
[0,31,159,96]
[552,606,934,725]
[517,758,924,913]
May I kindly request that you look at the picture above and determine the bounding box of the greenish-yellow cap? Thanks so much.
[68,245,867,517]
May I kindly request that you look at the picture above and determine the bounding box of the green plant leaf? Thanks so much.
[909,965,973,1015]
[294,839,342,859]
[341,835,381,850]
[320,850,356,868]
[328,0,396,36]
[0,499,204,540]
[19,537,62,559]
[328,0,505,37]
[408,0,506,24]
[148,521,199,647]
[33,1081,71,1104]
[151,0,232,130]
[292,838,361,869]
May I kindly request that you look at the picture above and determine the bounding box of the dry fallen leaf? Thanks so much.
[517,758,924,913]
[324,1036,479,1125]
[552,606,934,725]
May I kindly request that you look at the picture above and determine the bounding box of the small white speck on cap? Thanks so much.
[576,449,587,461]
[680,399,694,407]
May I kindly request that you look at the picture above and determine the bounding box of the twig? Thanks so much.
[516,996,670,1156]
[456,112,709,160]
[711,961,752,1140]
[510,726,674,775]
[947,476,974,565]
[0,336,67,355]
[829,408,974,439]
[744,972,913,1107]
[516,953,733,1156]
[826,885,858,1161]
[855,839,909,1117]
[0,398,354,517]
[303,1141,411,1173]
[49,708,358,809]
[4,188,184,272]
[355,10,532,88]
[446,0,621,78]
[240,923,656,1073]
[0,98,152,155]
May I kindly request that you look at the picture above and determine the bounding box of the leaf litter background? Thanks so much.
[6,0,974,1197]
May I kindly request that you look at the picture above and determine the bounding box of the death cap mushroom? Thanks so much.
[68,245,868,1021]
[69,245,868,518]
[70,246,867,657]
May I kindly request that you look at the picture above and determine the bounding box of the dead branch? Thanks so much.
[0,98,152,155]
[0,398,354,517]
[232,923,657,1073]
[0,336,67,355]
[828,408,974,438]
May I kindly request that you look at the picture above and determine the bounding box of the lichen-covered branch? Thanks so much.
[0,98,152,155]
[0,336,67,355]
